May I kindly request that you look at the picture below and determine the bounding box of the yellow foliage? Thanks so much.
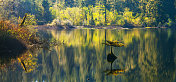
[18,51,38,73]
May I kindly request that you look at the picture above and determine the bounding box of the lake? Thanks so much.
[0,28,176,82]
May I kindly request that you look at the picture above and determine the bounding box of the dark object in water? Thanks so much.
[107,47,117,63]
[107,53,117,63]
[87,78,90,80]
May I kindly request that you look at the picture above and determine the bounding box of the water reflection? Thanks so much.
[17,51,38,73]
[0,47,39,73]
[0,33,27,67]
[103,40,125,47]
[0,28,176,82]
[104,46,125,76]
[107,47,117,65]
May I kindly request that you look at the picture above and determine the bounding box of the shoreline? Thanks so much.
[34,25,169,30]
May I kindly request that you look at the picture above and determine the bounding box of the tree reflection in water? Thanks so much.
[17,51,38,73]
[0,29,175,82]
[0,50,39,73]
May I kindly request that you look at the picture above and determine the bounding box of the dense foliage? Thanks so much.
[0,20,38,45]
[0,0,176,27]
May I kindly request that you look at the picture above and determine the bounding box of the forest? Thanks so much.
[0,0,176,27]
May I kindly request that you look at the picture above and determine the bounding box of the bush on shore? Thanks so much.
[0,20,38,45]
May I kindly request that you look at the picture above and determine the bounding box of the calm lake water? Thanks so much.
[0,28,176,82]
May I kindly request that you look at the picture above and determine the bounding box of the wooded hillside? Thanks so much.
[0,0,176,27]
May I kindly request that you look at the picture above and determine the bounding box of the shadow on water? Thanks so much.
[0,36,56,73]
[0,32,27,65]
[0,31,40,72]
[0,35,38,72]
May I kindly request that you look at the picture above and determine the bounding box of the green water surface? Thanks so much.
[0,28,176,82]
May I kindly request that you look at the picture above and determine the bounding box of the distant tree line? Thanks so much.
[0,0,176,27]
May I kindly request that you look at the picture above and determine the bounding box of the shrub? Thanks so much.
[61,20,73,26]
[48,18,61,26]
[0,20,38,45]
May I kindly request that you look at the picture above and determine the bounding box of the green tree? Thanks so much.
[42,0,53,24]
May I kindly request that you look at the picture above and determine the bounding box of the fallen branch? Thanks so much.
[19,13,27,27]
